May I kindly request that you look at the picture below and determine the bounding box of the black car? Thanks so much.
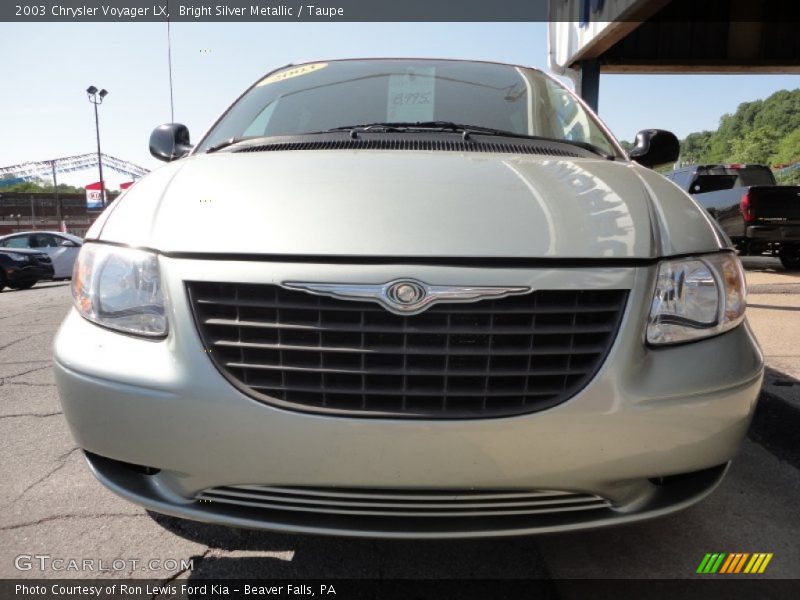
[665,164,800,270]
[0,247,55,291]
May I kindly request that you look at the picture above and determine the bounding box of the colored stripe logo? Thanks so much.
[697,553,773,574]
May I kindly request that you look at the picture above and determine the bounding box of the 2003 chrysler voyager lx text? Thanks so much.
[54,59,763,538]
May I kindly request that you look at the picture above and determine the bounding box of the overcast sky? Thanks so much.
[0,22,796,188]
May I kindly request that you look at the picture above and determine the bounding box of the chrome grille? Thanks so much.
[196,486,611,518]
[187,282,627,418]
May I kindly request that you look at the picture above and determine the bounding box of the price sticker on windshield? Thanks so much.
[387,67,435,122]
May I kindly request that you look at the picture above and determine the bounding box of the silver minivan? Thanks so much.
[54,59,763,538]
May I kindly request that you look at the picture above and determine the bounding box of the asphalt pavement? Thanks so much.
[1,259,799,586]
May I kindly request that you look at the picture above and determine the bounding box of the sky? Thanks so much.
[0,21,797,189]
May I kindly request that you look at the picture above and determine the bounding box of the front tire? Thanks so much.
[9,281,36,290]
[779,246,800,271]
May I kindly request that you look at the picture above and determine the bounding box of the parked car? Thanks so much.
[54,59,762,538]
[665,164,800,270]
[0,247,55,291]
[0,231,83,279]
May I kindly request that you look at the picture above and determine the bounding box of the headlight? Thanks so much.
[71,243,167,337]
[647,252,746,345]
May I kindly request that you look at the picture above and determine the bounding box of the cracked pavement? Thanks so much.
[1,266,799,582]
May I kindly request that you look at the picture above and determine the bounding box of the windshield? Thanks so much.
[196,59,619,156]
[700,165,777,188]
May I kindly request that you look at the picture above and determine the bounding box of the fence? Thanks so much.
[0,218,94,237]
[0,192,117,237]
[774,162,800,185]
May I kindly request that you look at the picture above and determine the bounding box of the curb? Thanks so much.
[748,388,800,470]
[748,283,800,294]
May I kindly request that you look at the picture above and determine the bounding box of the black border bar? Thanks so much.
[3,0,547,22]
[2,579,800,600]
[4,1,800,23]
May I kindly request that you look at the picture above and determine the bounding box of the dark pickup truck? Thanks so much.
[665,164,800,270]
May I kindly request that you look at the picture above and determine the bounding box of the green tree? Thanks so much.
[770,127,800,166]
[677,88,800,168]
[0,178,84,194]
[771,128,800,184]
[729,126,781,164]
[681,130,714,164]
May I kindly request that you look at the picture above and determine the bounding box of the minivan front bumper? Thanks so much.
[53,257,763,538]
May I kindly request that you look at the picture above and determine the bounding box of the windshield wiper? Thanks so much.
[207,124,616,160]
[415,122,616,159]
[404,121,532,138]
[206,136,259,153]
[320,122,616,159]
[320,123,407,135]
[545,138,616,160]
[323,121,498,137]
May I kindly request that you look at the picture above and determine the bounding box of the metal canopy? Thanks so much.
[0,153,149,188]
[548,0,800,110]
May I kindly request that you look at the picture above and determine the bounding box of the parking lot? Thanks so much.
[1,258,799,584]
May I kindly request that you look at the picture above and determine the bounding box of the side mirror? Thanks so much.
[629,129,680,168]
[149,123,192,162]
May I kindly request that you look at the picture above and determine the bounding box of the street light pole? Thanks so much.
[92,101,104,206]
[86,86,109,207]
[50,160,63,226]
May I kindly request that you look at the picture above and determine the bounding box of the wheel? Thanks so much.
[779,246,800,271]
[0,272,5,292]
[9,281,36,290]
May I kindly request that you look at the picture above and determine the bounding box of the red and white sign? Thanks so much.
[86,181,104,210]
[120,181,135,190]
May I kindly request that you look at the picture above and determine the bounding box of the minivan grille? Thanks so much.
[196,486,611,518]
[187,282,627,418]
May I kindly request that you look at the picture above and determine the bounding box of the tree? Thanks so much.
[729,126,781,164]
[677,88,800,168]
[681,130,714,164]
[0,178,84,194]
[770,127,800,166]
[771,128,800,184]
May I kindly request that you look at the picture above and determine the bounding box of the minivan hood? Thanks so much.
[96,151,723,258]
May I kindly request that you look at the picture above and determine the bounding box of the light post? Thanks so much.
[50,159,63,225]
[86,86,109,207]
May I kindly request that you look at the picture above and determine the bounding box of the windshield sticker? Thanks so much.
[387,67,435,122]
[257,63,328,87]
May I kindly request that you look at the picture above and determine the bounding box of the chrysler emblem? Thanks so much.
[283,279,531,315]
[387,281,425,305]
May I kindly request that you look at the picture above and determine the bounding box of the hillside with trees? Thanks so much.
[679,88,800,183]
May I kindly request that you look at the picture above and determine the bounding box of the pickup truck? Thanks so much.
[665,164,800,270]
